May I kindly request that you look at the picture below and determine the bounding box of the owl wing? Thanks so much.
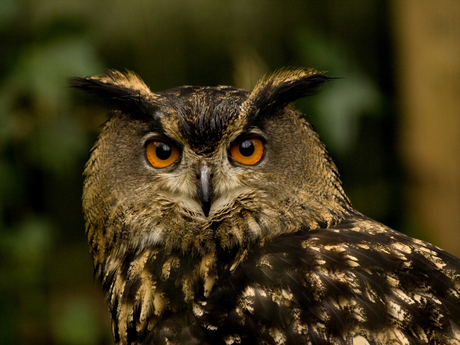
[202,215,460,344]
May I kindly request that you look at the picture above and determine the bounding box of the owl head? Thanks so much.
[72,69,351,275]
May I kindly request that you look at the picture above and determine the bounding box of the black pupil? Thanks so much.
[156,143,172,160]
[240,140,254,157]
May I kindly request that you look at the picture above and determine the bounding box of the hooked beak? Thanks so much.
[197,160,213,217]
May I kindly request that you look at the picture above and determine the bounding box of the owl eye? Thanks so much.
[230,137,264,165]
[146,140,180,168]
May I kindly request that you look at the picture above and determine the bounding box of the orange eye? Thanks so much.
[146,140,180,168]
[230,137,264,165]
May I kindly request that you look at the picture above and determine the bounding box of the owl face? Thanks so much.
[74,69,351,270]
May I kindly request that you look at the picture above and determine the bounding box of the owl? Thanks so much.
[72,69,460,345]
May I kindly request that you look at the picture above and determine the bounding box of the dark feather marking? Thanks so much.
[127,316,139,345]
[111,297,120,343]
[120,252,136,281]
[306,247,343,266]
[351,271,387,322]
[343,246,389,270]
[122,276,142,304]
[102,268,117,292]
[315,271,345,294]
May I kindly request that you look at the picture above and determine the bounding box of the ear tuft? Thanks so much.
[243,68,335,121]
[70,70,159,116]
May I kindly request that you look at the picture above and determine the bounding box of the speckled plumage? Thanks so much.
[72,69,460,345]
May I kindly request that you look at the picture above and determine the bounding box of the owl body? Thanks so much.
[73,69,460,345]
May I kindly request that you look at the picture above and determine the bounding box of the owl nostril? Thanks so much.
[198,160,213,217]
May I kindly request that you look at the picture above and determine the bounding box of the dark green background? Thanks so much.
[0,1,402,344]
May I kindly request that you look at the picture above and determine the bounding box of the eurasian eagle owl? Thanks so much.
[72,69,460,345]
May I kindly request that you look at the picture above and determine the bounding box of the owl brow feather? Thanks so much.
[243,68,336,124]
[158,86,247,153]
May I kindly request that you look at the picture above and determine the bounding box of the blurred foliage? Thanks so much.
[0,1,399,344]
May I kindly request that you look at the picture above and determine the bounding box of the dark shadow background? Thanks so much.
[0,1,458,344]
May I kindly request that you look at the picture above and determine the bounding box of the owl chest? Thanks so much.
[107,239,325,344]
[108,249,241,343]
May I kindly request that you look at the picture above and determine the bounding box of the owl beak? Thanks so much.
[198,160,213,217]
